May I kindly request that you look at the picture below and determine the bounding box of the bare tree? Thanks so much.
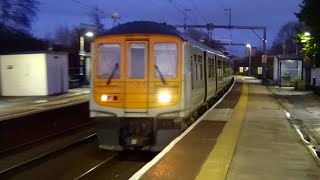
[270,21,305,55]
[0,0,39,31]
[50,25,93,53]
[53,26,74,46]
[88,6,105,35]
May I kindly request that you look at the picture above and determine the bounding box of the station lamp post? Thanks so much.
[79,31,94,85]
[305,32,316,68]
[302,32,316,67]
[246,44,252,76]
[304,32,311,37]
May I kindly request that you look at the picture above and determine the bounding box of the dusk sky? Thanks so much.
[32,0,302,56]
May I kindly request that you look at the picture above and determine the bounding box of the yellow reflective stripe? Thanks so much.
[196,76,248,180]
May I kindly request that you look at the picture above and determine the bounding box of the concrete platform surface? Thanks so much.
[269,86,320,144]
[0,88,90,120]
[226,77,320,180]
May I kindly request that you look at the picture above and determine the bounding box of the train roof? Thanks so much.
[103,21,186,40]
[102,21,227,58]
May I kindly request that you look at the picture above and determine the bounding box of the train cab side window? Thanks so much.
[154,43,178,78]
[97,44,121,79]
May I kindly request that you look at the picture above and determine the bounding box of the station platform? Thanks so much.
[130,76,320,180]
[0,88,90,121]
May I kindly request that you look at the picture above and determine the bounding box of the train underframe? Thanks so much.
[94,116,182,151]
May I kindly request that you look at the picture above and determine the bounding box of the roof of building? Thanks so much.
[276,54,304,60]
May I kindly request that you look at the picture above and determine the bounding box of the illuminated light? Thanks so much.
[246,44,251,48]
[101,95,108,102]
[34,100,48,103]
[304,32,311,37]
[85,31,94,37]
[158,92,171,103]
[285,112,291,118]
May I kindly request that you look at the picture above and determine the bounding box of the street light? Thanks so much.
[304,32,311,37]
[80,31,94,55]
[85,31,94,37]
[79,31,95,85]
[246,43,252,76]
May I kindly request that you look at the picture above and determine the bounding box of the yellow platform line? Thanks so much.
[196,76,248,180]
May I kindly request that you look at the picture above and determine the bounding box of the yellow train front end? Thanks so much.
[90,25,185,151]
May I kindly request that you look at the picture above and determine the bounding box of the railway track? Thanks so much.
[0,134,97,178]
[0,133,157,180]
[74,154,118,180]
[0,97,157,179]
[73,151,157,180]
[0,101,90,153]
[0,122,93,155]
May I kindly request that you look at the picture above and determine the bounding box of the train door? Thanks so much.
[203,51,207,102]
[124,41,149,113]
[214,56,219,94]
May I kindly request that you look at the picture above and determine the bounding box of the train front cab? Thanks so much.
[90,34,185,151]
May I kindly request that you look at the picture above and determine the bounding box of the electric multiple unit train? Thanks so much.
[89,21,233,151]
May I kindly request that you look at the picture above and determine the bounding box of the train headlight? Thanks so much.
[157,92,171,103]
[101,94,112,102]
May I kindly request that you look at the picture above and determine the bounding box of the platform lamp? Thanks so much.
[246,44,252,76]
[79,31,94,85]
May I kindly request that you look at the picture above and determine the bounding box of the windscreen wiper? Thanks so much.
[154,65,167,85]
[106,63,119,85]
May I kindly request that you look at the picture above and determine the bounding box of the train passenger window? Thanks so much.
[198,55,203,80]
[154,43,177,78]
[194,55,198,80]
[212,58,215,79]
[218,60,222,79]
[129,44,146,79]
[208,58,212,79]
[191,56,193,89]
[97,44,120,78]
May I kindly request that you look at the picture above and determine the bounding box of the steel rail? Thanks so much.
[74,154,118,180]
[0,122,94,155]
[0,134,96,176]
